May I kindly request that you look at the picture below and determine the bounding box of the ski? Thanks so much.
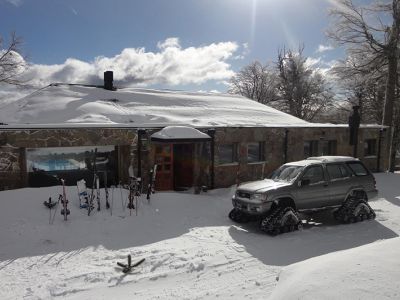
[127,177,136,216]
[88,148,98,216]
[116,255,145,273]
[96,174,101,211]
[146,164,157,201]
[104,171,110,209]
[77,179,89,209]
[60,179,70,220]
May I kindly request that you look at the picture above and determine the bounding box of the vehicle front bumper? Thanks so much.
[232,196,272,216]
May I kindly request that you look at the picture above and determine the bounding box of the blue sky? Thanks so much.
[0,0,343,92]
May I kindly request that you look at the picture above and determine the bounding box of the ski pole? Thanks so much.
[119,181,124,212]
[110,185,114,216]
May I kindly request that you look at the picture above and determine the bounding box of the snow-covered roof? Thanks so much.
[151,126,211,142]
[0,84,387,129]
[0,84,307,128]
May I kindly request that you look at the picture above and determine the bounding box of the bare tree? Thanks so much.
[229,61,278,104]
[328,0,400,171]
[0,32,26,85]
[276,46,334,121]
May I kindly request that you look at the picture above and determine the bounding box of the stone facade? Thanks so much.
[0,125,388,191]
[212,126,387,188]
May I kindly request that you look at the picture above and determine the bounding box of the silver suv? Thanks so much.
[229,156,378,235]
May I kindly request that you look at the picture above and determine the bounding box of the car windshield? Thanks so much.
[270,165,304,183]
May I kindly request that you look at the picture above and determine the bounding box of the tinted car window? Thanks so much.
[327,164,342,180]
[339,164,351,177]
[302,165,324,184]
[347,162,368,176]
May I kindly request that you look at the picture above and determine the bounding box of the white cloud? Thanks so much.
[157,37,180,49]
[233,43,250,60]
[18,38,239,88]
[4,0,22,6]
[316,44,334,53]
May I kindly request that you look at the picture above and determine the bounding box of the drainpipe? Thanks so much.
[377,128,385,172]
[349,106,360,158]
[284,129,289,163]
[207,129,216,189]
[137,129,146,179]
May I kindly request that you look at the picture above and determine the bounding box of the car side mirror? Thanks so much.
[300,179,311,186]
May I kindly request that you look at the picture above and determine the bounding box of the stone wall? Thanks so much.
[213,126,386,188]
[0,125,389,191]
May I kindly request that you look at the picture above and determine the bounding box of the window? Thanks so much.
[26,146,117,187]
[322,140,337,155]
[302,165,324,184]
[304,141,319,158]
[327,164,350,180]
[364,139,377,156]
[347,161,368,176]
[218,144,238,164]
[247,142,265,163]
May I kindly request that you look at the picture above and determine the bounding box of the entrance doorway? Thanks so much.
[173,144,194,190]
[154,144,173,191]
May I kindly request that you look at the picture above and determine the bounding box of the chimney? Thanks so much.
[104,71,114,91]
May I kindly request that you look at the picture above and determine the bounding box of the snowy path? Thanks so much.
[0,173,399,299]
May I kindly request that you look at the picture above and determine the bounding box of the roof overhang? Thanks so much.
[150,126,211,143]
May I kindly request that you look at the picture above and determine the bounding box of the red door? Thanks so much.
[154,144,173,190]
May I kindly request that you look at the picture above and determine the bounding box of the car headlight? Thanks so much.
[250,193,267,201]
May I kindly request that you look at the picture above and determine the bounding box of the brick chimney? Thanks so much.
[104,71,114,91]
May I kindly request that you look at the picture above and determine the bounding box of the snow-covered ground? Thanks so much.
[0,173,400,299]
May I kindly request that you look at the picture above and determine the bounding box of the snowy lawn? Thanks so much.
[0,173,400,299]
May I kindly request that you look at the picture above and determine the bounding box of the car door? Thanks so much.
[295,164,330,209]
[326,163,352,206]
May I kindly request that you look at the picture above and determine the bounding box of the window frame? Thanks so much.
[247,142,265,163]
[218,143,238,165]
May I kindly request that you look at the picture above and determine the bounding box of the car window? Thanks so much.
[302,165,324,184]
[327,164,342,180]
[346,162,368,176]
[327,164,350,180]
[339,164,351,177]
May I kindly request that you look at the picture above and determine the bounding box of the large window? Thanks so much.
[218,144,238,165]
[364,139,377,156]
[247,142,265,163]
[26,146,116,187]
[321,140,337,155]
[304,141,319,158]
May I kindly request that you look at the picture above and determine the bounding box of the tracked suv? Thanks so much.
[229,156,378,235]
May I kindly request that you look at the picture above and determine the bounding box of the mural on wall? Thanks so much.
[0,149,20,172]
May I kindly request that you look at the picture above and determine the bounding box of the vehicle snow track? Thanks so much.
[334,197,376,224]
[260,206,302,236]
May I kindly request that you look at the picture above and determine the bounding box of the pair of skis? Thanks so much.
[87,149,110,216]
[146,164,157,201]
[46,178,69,224]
